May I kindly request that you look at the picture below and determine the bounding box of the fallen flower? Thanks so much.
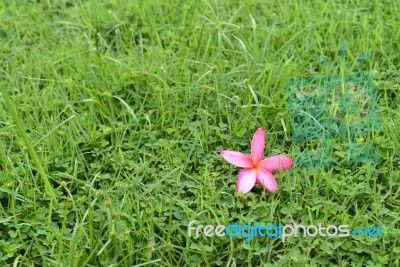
[220,128,292,194]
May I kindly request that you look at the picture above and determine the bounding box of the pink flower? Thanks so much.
[220,128,292,194]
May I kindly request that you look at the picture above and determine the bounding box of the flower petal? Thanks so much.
[220,151,253,168]
[258,155,292,172]
[236,168,257,194]
[256,169,278,193]
[251,128,266,163]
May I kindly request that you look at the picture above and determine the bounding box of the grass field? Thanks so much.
[0,0,399,266]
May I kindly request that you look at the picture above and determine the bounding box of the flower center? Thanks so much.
[253,161,263,170]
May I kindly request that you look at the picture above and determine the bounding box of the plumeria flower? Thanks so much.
[220,128,292,194]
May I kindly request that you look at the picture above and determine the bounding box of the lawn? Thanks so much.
[0,0,399,266]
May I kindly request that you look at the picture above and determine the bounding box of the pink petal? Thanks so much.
[251,128,266,164]
[256,169,278,193]
[220,151,253,168]
[258,155,292,172]
[236,168,257,194]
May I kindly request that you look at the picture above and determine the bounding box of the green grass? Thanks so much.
[0,0,399,266]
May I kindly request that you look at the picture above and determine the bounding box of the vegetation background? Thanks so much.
[0,0,399,266]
